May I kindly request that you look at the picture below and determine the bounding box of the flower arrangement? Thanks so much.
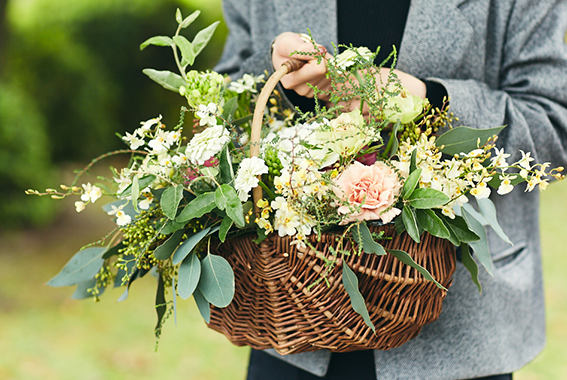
[29,9,564,339]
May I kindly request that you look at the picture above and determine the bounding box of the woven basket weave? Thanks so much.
[207,60,457,355]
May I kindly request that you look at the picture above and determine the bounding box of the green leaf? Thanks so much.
[117,267,150,302]
[462,208,493,276]
[477,198,512,245]
[233,114,254,126]
[402,168,422,200]
[408,188,451,209]
[173,35,196,66]
[388,120,402,158]
[131,175,140,213]
[161,184,185,220]
[351,223,387,255]
[198,254,235,308]
[179,10,200,29]
[409,147,418,173]
[444,214,480,243]
[153,229,185,260]
[461,244,482,293]
[47,247,106,287]
[388,249,446,289]
[192,21,220,58]
[114,254,136,288]
[140,36,173,51]
[222,97,239,120]
[72,278,105,300]
[461,203,489,225]
[402,205,420,243]
[215,185,245,227]
[176,192,216,223]
[435,126,505,157]
[342,263,375,332]
[395,214,406,235]
[219,146,235,184]
[172,276,178,326]
[172,226,212,265]
[142,69,185,93]
[439,216,461,246]
[219,216,234,243]
[160,219,186,235]
[178,252,201,300]
[120,175,156,197]
[193,288,211,323]
[102,242,125,259]
[155,274,167,339]
[175,9,182,23]
[416,209,451,239]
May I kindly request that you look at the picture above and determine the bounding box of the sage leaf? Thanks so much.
[416,209,451,239]
[342,263,375,332]
[142,69,185,93]
[402,168,422,200]
[161,184,185,220]
[193,288,211,323]
[407,188,450,209]
[435,126,505,157]
[215,184,245,227]
[477,198,512,245]
[176,192,216,223]
[461,244,482,293]
[198,253,235,308]
[192,21,220,58]
[388,249,446,290]
[402,205,420,243]
[179,10,200,29]
[172,226,212,265]
[462,208,493,276]
[153,229,185,260]
[47,247,106,287]
[351,223,386,255]
[140,36,173,50]
[173,35,196,66]
[178,252,201,300]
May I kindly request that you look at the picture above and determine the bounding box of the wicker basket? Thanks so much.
[207,60,457,355]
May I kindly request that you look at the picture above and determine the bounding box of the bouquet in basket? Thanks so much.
[29,9,563,349]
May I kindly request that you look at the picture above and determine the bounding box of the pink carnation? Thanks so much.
[333,161,401,224]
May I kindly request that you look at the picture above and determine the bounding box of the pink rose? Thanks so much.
[333,161,401,224]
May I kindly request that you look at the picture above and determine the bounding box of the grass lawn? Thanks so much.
[1,181,566,379]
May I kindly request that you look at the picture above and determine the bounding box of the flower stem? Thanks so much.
[258,180,276,201]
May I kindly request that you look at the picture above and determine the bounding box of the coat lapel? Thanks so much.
[397,0,474,78]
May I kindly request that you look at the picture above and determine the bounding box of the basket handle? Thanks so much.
[250,58,306,208]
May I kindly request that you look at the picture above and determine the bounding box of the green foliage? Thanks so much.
[198,253,234,308]
[46,247,106,287]
[436,126,506,156]
[342,263,375,332]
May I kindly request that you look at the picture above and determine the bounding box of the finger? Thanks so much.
[280,57,328,90]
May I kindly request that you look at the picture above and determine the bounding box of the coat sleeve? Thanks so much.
[214,0,275,80]
[434,0,567,166]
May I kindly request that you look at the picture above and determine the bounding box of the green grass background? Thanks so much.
[1,180,566,379]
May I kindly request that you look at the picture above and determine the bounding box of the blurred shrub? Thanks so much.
[0,0,226,227]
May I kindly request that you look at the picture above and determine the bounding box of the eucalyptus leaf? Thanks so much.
[140,36,173,51]
[155,274,167,338]
[173,35,196,66]
[172,276,177,326]
[215,185,245,227]
[402,205,420,243]
[176,192,216,223]
[131,175,140,213]
[142,69,185,93]
[47,247,106,287]
[408,188,450,209]
[461,244,482,293]
[192,21,220,58]
[120,175,156,197]
[342,263,375,332]
[462,203,489,226]
[172,227,212,265]
[198,253,235,308]
[160,219,186,235]
[444,214,481,243]
[178,252,201,299]
[435,126,505,157]
[477,198,512,245]
[161,184,185,220]
[402,168,422,200]
[416,209,451,239]
[462,208,493,276]
[72,278,105,300]
[388,249,446,289]
[153,229,185,260]
[219,216,234,243]
[102,242,125,259]
[114,254,136,288]
[193,288,211,323]
[351,223,387,255]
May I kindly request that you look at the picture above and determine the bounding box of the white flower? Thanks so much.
[497,174,516,195]
[81,183,102,203]
[186,124,231,165]
[228,74,264,93]
[139,197,153,210]
[107,205,132,226]
[517,150,534,170]
[147,130,172,154]
[172,153,189,166]
[123,131,144,150]
[195,103,218,126]
[235,157,269,201]
[490,147,510,169]
[165,129,183,146]
[137,115,162,136]
[470,181,491,199]
[332,46,373,71]
[75,201,86,213]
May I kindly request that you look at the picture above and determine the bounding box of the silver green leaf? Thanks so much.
[192,21,220,58]
[198,254,235,308]
[142,69,185,93]
[342,263,375,332]
[351,223,386,255]
[178,252,201,300]
[462,208,493,276]
[47,247,106,287]
[477,198,512,245]
[153,229,185,260]
[401,168,422,200]
[435,126,505,157]
[402,205,420,243]
[176,192,216,223]
[461,244,482,293]
[160,184,184,220]
[173,35,196,66]
[407,188,450,209]
[140,36,174,51]
[215,184,245,227]
[416,209,451,239]
[388,249,446,290]
[172,226,215,265]
[179,10,200,29]
[193,288,211,323]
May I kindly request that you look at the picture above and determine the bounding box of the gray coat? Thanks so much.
[215,0,567,378]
